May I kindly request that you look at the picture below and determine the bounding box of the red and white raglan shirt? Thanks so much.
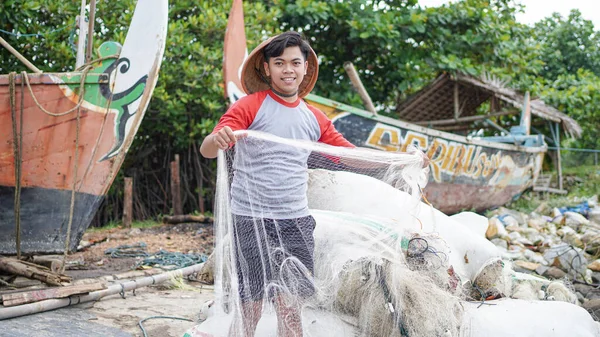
[212,90,354,219]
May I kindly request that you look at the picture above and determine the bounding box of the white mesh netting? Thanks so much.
[188,131,600,337]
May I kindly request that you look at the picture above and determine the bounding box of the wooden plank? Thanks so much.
[532,186,568,194]
[0,257,71,286]
[162,214,213,224]
[1,283,105,307]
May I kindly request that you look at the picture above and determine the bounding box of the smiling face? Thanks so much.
[263,46,308,102]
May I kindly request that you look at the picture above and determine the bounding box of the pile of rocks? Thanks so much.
[485,195,600,318]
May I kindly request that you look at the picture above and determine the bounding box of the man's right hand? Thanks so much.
[212,126,237,150]
[200,126,246,159]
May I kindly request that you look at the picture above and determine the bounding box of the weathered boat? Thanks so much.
[222,0,581,215]
[0,0,169,254]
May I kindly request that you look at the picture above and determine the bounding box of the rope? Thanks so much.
[104,242,149,258]
[61,102,81,273]
[137,250,208,270]
[9,72,23,259]
[0,22,76,39]
[374,263,409,337]
[22,65,92,117]
[138,316,193,337]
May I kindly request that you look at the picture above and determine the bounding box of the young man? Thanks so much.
[200,31,354,337]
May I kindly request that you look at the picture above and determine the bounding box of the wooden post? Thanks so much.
[343,62,377,115]
[454,82,460,120]
[123,177,133,228]
[520,92,531,135]
[76,0,88,68]
[555,123,563,191]
[171,155,183,216]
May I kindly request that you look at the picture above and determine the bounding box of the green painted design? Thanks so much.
[58,41,149,160]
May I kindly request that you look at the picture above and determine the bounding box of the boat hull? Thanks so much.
[0,186,102,254]
[306,95,546,214]
[0,0,168,255]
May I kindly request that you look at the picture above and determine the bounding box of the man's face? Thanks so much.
[263,46,308,98]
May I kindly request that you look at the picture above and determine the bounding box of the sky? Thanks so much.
[418,0,600,29]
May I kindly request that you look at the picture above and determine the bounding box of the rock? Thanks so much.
[129,228,142,235]
[545,223,558,236]
[523,250,548,265]
[582,299,600,321]
[535,265,549,276]
[514,260,540,271]
[575,283,594,298]
[581,232,600,255]
[496,207,527,225]
[508,231,522,241]
[552,208,562,218]
[490,238,508,251]
[543,267,567,279]
[486,217,509,240]
[543,245,588,276]
[534,202,549,215]
[562,231,584,249]
[563,211,590,231]
[502,215,521,228]
[577,292,586,305]
[527,217,545,231]
[590,208,600,224]
[588,260,600,272]
[593,272,600,283]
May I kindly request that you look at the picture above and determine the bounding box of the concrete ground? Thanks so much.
[1,285,215,337]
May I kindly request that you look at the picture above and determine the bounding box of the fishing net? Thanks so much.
[188,130,600,337]
[209,130,465,337]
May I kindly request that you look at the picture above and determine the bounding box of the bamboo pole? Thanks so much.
[76,0,88,68]
[0,36,42,73]
[343,62,377,115]
[0,263,205,320]
[85,0,97,63]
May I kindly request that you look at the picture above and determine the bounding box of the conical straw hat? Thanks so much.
[241,34,319,98]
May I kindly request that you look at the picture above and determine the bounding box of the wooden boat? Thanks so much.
[0,0,169,254]
[222,1,583,215]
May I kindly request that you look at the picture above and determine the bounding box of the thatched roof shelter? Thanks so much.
[395,73,582,138]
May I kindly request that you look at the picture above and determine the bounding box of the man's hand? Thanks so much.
[200,126,245,158]
[212,126,237,150]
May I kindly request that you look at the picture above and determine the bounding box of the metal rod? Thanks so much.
[0,36,42,73]
[414,110,518,126]
[484,119,510,135]
[343,61,377,115]
[547,147,600,153]
[85,0,97,63]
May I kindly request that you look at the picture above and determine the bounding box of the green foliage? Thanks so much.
[2,0,599,222]
[506,165,599,214]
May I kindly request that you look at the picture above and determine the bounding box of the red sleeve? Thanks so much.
[307,104,355,148]
[212,91,267,134]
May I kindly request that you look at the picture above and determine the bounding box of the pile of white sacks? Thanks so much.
[187,170,600,337]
